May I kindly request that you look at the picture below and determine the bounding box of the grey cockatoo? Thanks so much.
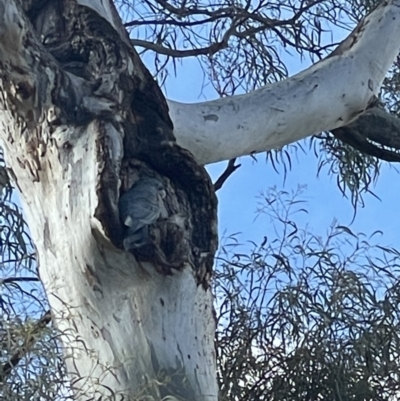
[118,176,166,250]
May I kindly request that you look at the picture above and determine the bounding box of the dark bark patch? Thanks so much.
[43,217,53,251]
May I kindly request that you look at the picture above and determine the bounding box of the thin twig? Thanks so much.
[131,39,224,57]
[0,310,52,382]
[1,276,40,284]
[214,158,241,191]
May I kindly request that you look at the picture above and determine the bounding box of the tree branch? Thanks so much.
[1,276,41,284]
[132,39,225,57]
[125,16,217,28]
[214,159,241,191]
[168,0,400,165]
[331,107,400,162]
[0,310,52,383]
[128,1,323,59]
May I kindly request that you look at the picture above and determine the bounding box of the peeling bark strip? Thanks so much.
[0,0,218,400]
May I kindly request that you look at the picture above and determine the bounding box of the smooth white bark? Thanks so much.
[0,118,218,401]
[168,0,400,165]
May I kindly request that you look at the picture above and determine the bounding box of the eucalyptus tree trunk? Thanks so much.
[0,1,217,400]
[1,0,400,400]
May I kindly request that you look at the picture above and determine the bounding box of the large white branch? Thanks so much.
[169,0,400,165]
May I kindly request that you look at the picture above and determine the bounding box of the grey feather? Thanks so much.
[119,177,165,250]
